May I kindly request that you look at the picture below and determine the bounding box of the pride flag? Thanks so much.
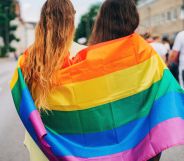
[11,33,184,161]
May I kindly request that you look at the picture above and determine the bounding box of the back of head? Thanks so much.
[142,32,152,40]
[162,37,170,44]
[23,0,75,110]
[152,35,160,42]
[89,0,139,45]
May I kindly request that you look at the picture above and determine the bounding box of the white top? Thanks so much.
[150,42,167,56]
[172,31,184,68]
[70,42,86,58]
[163,43,171,53]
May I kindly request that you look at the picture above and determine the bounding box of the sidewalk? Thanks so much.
[0,57,17,91]
[0,57,29,161]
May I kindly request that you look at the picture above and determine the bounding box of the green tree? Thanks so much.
[0,0,19,57]
[135,0,140,5]
[75,3,101,44]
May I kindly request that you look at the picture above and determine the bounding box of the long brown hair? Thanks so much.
[88,0,139,45]
[22,0,75,110]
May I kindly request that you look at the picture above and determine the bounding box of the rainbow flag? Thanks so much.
[11,33,184,161]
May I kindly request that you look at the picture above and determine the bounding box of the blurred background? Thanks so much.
[0,0,184,161]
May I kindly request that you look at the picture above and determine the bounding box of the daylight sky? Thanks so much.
[19,0,104,25]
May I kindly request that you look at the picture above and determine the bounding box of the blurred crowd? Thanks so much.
[142,31,184,88]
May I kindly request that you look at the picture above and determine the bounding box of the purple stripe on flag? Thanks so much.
[29,110,47,140]
[58,118,184,161]
[29,110,59,161]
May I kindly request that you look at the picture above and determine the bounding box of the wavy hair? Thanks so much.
[22,0,75,110]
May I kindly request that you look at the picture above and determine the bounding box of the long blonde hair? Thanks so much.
[22,0,75,110]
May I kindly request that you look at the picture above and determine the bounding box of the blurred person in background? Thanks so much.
[162,37,171,54]
[162,37,171,63]
[169,31,184,88]
[141,32,153,43]
[150,36,167,63]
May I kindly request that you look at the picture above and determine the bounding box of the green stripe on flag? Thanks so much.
[41,69,182,134]
[11,68,27,113]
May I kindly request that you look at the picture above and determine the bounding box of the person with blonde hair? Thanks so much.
[18,0,84,160]
[22,0,76,110]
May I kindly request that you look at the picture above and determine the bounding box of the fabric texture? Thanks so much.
[11,33,184,161]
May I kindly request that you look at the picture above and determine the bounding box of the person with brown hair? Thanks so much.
[89,0,161,160]
[88,0,139,45]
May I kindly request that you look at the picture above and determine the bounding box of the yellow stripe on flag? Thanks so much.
[46,54,167,111]
[10,68,18,90]
[10,55,24,90]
